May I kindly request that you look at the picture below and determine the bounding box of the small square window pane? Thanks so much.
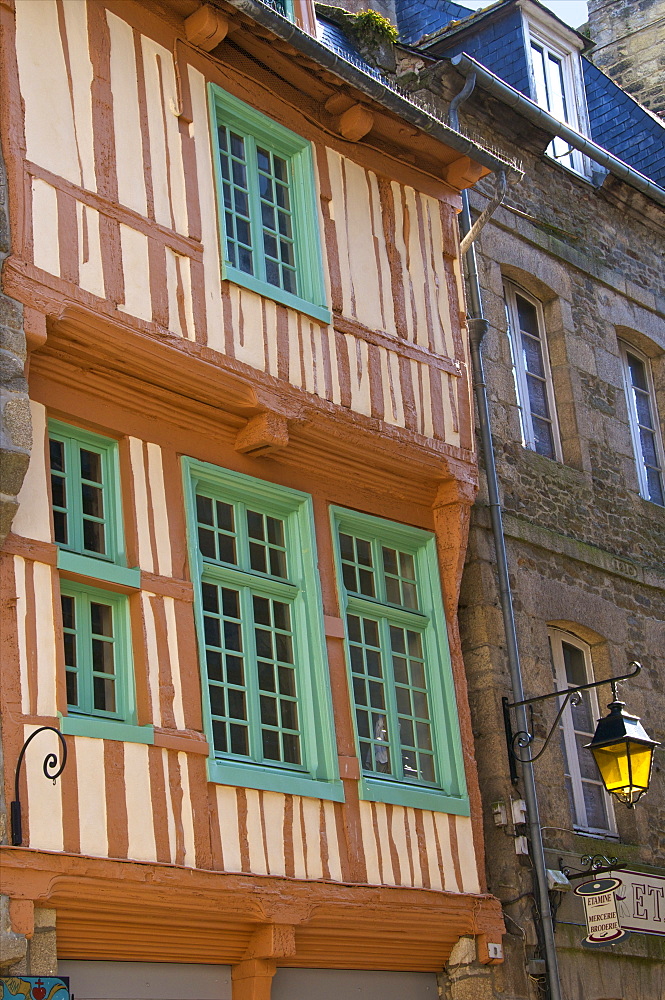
[80,449,102,484]
[363,618,379,647]
[53,511,67,545]
[228,688,247,720]
[83,519,106,554]
[221,587,240,618]
[262,728,280,760]
[50,439,65,472]
[197,495,214,524]
[51,476,66,509]
[91,602,113,637]
[273,601,290,631]
[226,655,244,686]
[257,147,270,172]
[283,733,300,764]
[278,666,296,696]
[202,583,219,613]
[340,533,354,560]
[206,650,223,681]
[249,542,267,573]
[213,720,227,753]
[66,671,78,707]
[230,724,249,755]
[94,676,116,713]
[61,594,75,630]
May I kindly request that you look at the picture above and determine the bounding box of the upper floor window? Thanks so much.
[332,507,469,815]
[48,422,145,739]
[49,422,125,564]
[184,459,341,800]
[549,628,616,835]
[525,19,587,175]
[619,342,665,506]
[504,281,562,461]
[208,84,330,325]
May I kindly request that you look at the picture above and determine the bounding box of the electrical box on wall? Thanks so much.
[511,798,527,825]
[491,801,508,826]
[514,835,529,855]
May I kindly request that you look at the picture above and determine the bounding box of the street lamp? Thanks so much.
[503,661,659,806]
[586,691,660,807]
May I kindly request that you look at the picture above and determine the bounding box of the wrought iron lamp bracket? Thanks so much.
[502,662,641,780]
[10,726,68,846]
[558,854,625,882]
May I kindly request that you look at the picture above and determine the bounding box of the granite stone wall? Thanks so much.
[586,0,665,117]
[0,128,30,547]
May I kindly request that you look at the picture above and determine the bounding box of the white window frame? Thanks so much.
[504,280,562,461]
[521,4,590,177]
[619,341,665,506]
[549,628,617,836]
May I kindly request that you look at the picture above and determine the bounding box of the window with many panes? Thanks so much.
[332,507,469,814]
[49,421,124,564]
[61,581,130,721]
[549,628,616,835]
[49,422,145,739]
[504,280,562,461]
[525,19,587,175]
[184,459,341,799]
[619,341,665,506]
[209,84,330,324]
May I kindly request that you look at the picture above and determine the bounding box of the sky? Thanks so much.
[460,1,590,29]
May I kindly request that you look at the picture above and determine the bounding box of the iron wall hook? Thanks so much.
[11,726,68,846]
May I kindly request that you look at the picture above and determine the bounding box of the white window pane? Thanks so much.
[546,52,568,122]
[531,43,548,107]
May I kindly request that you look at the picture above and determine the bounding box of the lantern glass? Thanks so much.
[590,740,654,803]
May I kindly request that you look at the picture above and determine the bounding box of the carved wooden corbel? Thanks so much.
[184,5,230,50]
[235,412,289,458]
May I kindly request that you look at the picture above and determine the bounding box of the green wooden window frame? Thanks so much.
[331,506,469,815]
[50,421,148,741]
[59,580,135,724]
[183,458,342,800]
[48,421,126,567]
[208,83,331,326]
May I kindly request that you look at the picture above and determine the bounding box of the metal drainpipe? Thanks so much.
[449,87,564,1000]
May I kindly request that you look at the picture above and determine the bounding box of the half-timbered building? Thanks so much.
[0,1,512,997]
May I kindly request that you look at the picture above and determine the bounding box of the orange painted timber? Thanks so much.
[2,847,504,969]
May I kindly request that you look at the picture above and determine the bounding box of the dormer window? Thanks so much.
[523,11,589,175]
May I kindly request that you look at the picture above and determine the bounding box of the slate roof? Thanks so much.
[317,15,366,67]
[583,59,665,188]
[396,0,474,45]
[394,0,665,190]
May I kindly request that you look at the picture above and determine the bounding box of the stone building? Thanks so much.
[0,1,511,999]
[585,0,665,118]
[320,1,665,998]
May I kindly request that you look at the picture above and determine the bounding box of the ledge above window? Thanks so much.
[57,549,141,588]
[59,713,155,745]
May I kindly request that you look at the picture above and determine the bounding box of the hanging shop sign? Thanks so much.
[574,877,629,947]
[1,980,69,1000]
[613,869,665,937]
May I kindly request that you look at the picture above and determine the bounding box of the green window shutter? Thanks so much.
[48,421,126,566]
[332,506,470,816]
[60,580,135,724]
[183,458,342,801]
[208,83,331,326]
